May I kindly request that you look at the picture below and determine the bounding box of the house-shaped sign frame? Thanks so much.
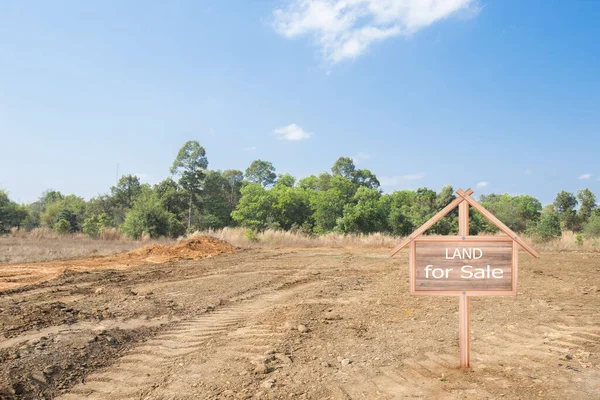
[390,188,539,368]
[391,188,540,297]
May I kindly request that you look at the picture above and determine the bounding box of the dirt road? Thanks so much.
[1,248,599,399]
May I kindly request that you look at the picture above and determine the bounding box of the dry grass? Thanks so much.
[193,227,402,249]
[0,229,174,264]
[195,227,599,253]
[528,231,600,252]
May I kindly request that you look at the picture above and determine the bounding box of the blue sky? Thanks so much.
[1,0,599,205]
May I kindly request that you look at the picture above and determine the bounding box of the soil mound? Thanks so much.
[131,236,236,262]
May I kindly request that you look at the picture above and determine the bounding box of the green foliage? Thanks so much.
[0,191,28,232]
[222,170,244,210]
[41,195,86,231]
[170,140,209,227]
[554,190,580,231]
[310,187,347,233]
[577,188,596,222]
[575,234,584,247]
[231,183,275,230]
[83,213,112,238]
[111,175,142,209]
[154,178,189,218]
[331,157,380,189]
[55,219,71,234]
[480,194,542,233]
[532,211,562,241]
[277,173,296,188]
[583,214,600,238]
[121,192,184,239]
[244,229,260,242]
[272,185,312,230]
[245,160,277,187]
[337,187,387,233]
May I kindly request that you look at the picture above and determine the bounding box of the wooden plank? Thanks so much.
[460,194,540,258]
[411,290,515,297]
[390,196,465,256]
[512,241,518,295]
[459,200,469,236]
[415,236,512,242]
[459,294,470,368]
[409,240,416,294]
[414,241,513,291]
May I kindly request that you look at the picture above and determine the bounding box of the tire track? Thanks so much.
[58,281,315,400]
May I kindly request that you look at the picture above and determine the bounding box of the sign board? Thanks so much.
[391,188,538,368]
[410,237,516,296]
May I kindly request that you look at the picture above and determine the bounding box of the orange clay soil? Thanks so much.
[0,236,236,291]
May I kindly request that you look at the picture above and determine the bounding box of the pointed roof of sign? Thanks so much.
[390,188,539,258]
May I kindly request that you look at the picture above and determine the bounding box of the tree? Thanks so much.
[231,183,275,230]
[83,213,112,238]
[277,173,296,188]
[533,210,562,241]
[272,185,311,230]
[337,187,387,233]
[577,188,597,223]
[41,195,86,231]
[222,170,244,211]
[331,157,380,189]
[201,170,234,229]
[583,214,600,238]
[0,191,27,232]
[245,160,277,187]
[154,178,189,220]
[111,175,142,209]
[553,191,579,231]
[170,141,209,228]
[480,193,542,233]
[121,191,184,239]
[310,187,346,233]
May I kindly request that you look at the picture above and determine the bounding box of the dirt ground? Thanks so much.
[0,244,599,399]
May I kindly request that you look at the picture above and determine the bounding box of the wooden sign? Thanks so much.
[411,237,516,295]
[391,188,539,368]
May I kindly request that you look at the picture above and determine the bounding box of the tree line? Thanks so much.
[1,140,599,242]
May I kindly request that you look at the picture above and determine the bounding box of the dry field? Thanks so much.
[0,238,599,399]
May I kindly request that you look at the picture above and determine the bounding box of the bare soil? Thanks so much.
[0,244,598,399]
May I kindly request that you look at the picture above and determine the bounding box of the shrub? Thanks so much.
[583,214,600,238]
[532,212,561,241]
[55,219,71,234]
[575,234,584,247]
[83,213,113,238]
[244,229,260,242]
[121,192,183,239]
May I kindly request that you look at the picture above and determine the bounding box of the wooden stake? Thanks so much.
[458,199,470,368]
[459,293,470,368]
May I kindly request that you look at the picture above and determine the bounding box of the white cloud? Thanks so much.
[245,146,257,151]
[273,123,312,141]
[354,152,371,164]
[273,0,481,64]
[579,173,592,180]
[476,181,489,189]
[379,172,425,186]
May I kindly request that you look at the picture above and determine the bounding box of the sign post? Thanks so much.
[391,188,539,368]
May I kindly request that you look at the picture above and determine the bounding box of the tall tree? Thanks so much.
[170,141,208,228]
[554,190,579,231]
[245,160,277,187]
[577,188,597,222]
[111,175,142,209]
[222,170,244,211]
